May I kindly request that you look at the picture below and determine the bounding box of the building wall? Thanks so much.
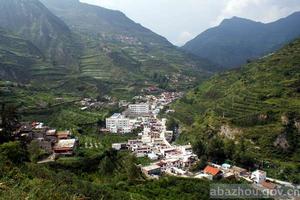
[129,104,149,114]
[106,115,130,133]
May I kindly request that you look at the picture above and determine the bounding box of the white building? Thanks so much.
[106,113,131,133]
[128,103,149,115]
[251,170,267,183]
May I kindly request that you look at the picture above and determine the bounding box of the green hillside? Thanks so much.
[0,0,214,102]
[172,38,300,182]
[0,0,79,66]
[40,0,213,92]
[0,29,43,82]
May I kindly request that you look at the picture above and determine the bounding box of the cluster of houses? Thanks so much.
[113,124,198,178]
[195,163,291,190]
[141,144,198,177]
[106,92,199,177]
[78,96,116,111]
[15,122,78,157]
[104,92,182,134]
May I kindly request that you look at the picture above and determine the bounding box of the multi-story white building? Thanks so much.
[128,103,149,115]
[106,113,131,133]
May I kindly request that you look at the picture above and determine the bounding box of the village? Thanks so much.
[6,90,298,193]
[106,92,299,193]
[13,122,78,161]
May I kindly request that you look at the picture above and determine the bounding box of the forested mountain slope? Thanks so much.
[0,0,78,66]
[172,38,300,182]
[40,0,213,92]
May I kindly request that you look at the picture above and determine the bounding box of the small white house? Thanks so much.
[112,143,127,151]
[221,163,232,170]
[251,170,267,183]
[148,152,159,160]
[195,173,213,180]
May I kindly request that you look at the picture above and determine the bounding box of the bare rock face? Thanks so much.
[219,125,241,140]
[274,134,290,150]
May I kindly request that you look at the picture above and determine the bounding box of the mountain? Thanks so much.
[0,28,45,82]
[172,38,300,180]
[0,0,79,66]
[39,0,213,94]
[182,12,300,69]
[40,0,173,45]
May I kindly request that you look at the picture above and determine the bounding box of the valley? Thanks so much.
[0,0,299,199]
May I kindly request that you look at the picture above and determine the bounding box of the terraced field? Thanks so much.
[172,37,300,147]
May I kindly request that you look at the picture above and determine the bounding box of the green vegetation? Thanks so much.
[0,123,213,200]
[0,0,214,105]
[172,38,300,183]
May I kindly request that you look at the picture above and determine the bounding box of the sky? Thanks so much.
[80,0,300,46]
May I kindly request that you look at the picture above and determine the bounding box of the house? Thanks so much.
[53,139,77,155]
[46,129,57,136]
[160,148,176,156]
[32,122,44,129]
[180,155,197,168]
[221,163,232,170]
[106,113,131,134]
[128,103,149,115]
[203,165,222,179]
[180,145,193,154]
[136,145,151,154]
[142,164,161,176]
[112,143,127,151]
[231,166,248,177]
[261,181,277,189]
[171,167,187,175]
[251,170,267,183]
[165,158,181,168]
[223,172,235,180]
[56,131,71,140]
[155,159,180,171]
[195,173,213,180]
[147,152,158,160]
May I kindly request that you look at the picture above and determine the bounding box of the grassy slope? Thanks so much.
[172,38,300,178]
[40,0,214,94]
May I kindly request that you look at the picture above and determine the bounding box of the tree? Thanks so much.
[0,141,27,164]
[190,156,208,171]
[98,149,119,175]
[0,104,19,143]
[206,137,225,163]
[284,113,300,154]
[192,139,206,158]
[28,140,44,162]
[126,155,142,184]
[224,139,236,160]
[233,137,255,168]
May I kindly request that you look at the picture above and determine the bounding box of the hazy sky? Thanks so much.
[80,0,300,46]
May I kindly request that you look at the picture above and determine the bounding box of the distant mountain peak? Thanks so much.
[220,16,259,26]
[182,12,300,69]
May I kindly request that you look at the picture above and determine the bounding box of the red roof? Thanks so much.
[261,181,276,189]
[204,166,221,176]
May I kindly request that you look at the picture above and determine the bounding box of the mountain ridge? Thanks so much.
[182,11,300,69]
[172,38,300,174]
[0,0,78,66]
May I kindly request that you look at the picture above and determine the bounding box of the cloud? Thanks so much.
[176,31,195,46]
[213,0,300,26]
